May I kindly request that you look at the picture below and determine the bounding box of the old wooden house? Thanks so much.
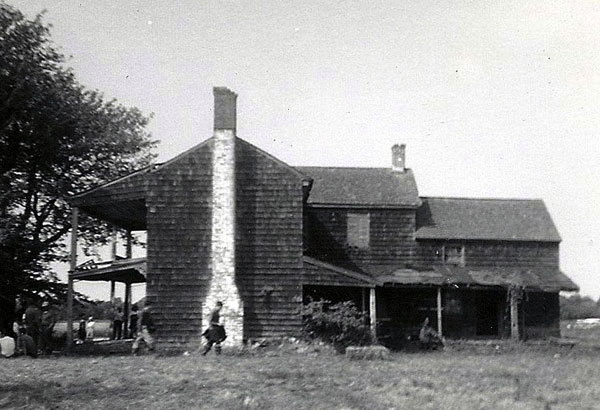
[67,87,577,349]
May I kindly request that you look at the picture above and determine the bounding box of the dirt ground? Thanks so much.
[2,343,600,410]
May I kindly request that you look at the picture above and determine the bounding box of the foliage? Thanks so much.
[301,299,372,352]
[560,294,600,320]
[0,4,157,331]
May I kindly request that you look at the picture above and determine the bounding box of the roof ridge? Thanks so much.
[421,196,545,202]
[295,165,413,171]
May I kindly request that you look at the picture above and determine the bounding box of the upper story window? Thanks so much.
[443,244,465,266]
[347,212,370,249]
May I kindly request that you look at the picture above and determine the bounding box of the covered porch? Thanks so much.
[66,166,152,350]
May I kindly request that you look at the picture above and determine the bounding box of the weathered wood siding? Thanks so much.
[235,140,304,340]
[416,240,559,268]
[304,208,416,273]
[146,142,213,349]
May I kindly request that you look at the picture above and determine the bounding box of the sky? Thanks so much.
[8,0,600,300]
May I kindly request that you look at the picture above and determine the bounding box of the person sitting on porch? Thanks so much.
[419,318,444,350]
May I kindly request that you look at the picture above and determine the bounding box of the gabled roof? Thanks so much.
[416,197,561,242]
[296,167,421,208]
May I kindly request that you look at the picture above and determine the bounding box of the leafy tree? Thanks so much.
[0,4,157,332]
[560,294,600,320]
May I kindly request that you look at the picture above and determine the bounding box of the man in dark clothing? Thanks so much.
[129,304,139,338]
[24,301,41,353]
[40,301,56,355]
[132,303,155,354]
[202,301,226,355]
[112,307,123,340]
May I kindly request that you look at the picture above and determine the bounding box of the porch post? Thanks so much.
[110,227,117,260]
[510,289,520,340]
[126,230,132,259]
[369,287,377,340]
[436,287,443,336]
[124,282,131,338]
[67,207,79,352]
[110,281,115,304]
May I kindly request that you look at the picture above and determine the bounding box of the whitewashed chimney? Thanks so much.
[203,87,244,346]
[391,144,406,172]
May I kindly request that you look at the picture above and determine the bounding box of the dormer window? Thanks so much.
[347,212,370,249]
[443,244,465,266]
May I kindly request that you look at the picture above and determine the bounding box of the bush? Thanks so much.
[301,300,372,352]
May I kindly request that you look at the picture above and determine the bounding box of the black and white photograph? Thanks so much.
[1,1,599,408]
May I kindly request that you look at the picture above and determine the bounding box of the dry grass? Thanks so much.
[2,345,600,410]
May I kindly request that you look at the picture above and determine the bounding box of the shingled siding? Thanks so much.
[305,208,416,274]
[415,240,559,268]
[145,142,213,349]
[235,140,304,340]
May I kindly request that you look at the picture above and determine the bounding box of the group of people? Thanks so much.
[1,298,57,358]
[110,305,139,340]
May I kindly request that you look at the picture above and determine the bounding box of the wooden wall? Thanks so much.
[235,140,305,340]
[304,208,416,273]
[416,240,559,268]
[146,142,213,349]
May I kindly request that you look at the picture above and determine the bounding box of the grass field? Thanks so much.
[3,342,600,410]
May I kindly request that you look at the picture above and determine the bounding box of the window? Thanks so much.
[347,212,370,249]
[443,244,465,266]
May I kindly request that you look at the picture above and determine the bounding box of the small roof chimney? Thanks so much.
[213,87,237,131]
[391,144,406,172]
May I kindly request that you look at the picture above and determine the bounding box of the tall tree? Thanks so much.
[0,4,157,331]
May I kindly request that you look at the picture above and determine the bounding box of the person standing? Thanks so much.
[112,307,123,340]
[40,301,56,355]
[86,316,96,341]
[202,301,226,355]
[129,304,139,339]
[132,303,155,354]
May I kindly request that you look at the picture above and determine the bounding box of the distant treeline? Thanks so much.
[560,294,600,320]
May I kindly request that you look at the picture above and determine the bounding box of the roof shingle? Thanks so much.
[416,197,561,242]
[297,166,421,208]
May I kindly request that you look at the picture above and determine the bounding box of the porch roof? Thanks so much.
[71,257,147,284]
[376,265,578,292]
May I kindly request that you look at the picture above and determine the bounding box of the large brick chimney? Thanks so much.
[203,87,244,346]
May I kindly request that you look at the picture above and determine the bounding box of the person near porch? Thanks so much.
[40,301,57,355]
[0,329,16,358]
[132,303,155,354]
[86,316,96,341]
[129,304,139,338]
[77,316,87,343]
[24,299,41,352]
[419,317,444,350]
[202,301,226,355]
[112,306,123,340]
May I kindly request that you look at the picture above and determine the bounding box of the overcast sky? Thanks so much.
[9,0,600,300]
